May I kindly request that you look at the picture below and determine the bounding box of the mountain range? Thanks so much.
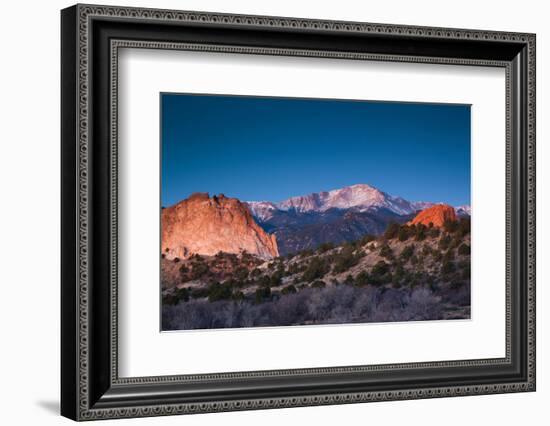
[247,184,434,218]
[161,184,470,259]
[245,184,469,255]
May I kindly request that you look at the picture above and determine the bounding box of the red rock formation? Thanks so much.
[408,204,457,228]
[162,193,279,260]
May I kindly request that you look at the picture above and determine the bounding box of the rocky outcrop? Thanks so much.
[161,193,279,260]
[408,204,457,227]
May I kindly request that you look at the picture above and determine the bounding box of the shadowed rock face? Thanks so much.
[161,193,278,260]
[408,204,457,227]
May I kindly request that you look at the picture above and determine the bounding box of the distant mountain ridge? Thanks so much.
[245,184,469,255]
[161,184,470,259]
[247,183,468,220]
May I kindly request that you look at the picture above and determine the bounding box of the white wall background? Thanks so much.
[0,0,546,424]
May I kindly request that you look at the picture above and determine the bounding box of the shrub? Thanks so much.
[384,222,400,240]
[317,242,335,253]
[443,219,459,233]
[393,264,404,281]
[287,262,302,275]
[439,234,452,250]
[281,285,297,295]
[391,274,402,288]
[450,279,464,290]
[310,280,326,289]
[422,245,432,256]
[299,249,313,258]
[458,243,471,255]
[332,246,361,274]
[162,294,178,306]
[457,259,469,269]
[303,256,330,282]
[442,260,455,275]
[428,227,441,238]
[191,262,209,280]
[415,224,427,241]
[400,244,415,261]
[370,273,392,286]
[190,287,209,299]
[232,291,245,301]
[270,270,284,287]
[443,248,455,262]
[355,270,370,287]
[346,240,361,250]
[457,218,471,237]
[344,274,355,285]
[372,260,389,276]
[207,282,232,302]
[355,249,366,260]
[225,278,245,289]
[379,244,393,259]
[257,274,272,287]
[255,286,271,303]
[398,226,410,242]
[445,238,456,250]
[175,287,190,303]
[234,267,249,282]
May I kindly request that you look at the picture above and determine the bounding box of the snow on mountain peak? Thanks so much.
[245,201,278,221]
[245,184,470,220]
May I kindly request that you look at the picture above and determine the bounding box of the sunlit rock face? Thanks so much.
[408,204,458,228]
[161,193,279,260]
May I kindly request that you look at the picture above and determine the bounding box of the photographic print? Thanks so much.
[160,94,471,331]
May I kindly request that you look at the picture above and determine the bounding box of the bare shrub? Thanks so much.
[162,283,458,331]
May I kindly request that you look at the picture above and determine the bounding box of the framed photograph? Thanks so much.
[61,4,536,421]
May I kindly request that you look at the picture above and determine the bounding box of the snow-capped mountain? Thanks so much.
[244,184,470,254]
[245,201,278,222]
[247,184,467,219]
[455,205,472,217]
[275,184,417,215]
[246,184,469,255]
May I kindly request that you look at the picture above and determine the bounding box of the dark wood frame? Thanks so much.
[61,4,536,421]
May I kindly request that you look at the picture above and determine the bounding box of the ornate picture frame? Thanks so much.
[61,4,535,421]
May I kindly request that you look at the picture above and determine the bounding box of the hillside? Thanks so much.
[162,215,471,330]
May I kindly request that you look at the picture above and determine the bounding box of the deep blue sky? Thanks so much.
[161,93,470,207]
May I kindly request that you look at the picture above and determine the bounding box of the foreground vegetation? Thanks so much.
[162,284,470,330]
[161,219,471,330]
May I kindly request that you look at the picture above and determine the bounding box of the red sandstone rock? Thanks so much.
[162,193,279,260]
[408,204,457,228]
